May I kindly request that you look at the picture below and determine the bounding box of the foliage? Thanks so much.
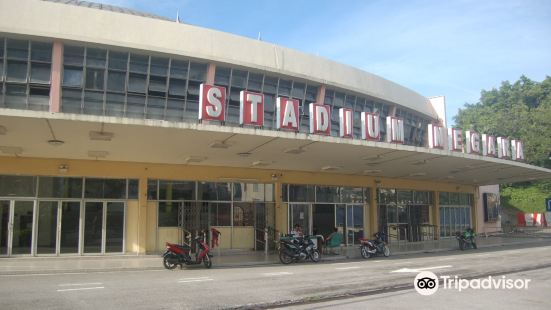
[454,75,551,212]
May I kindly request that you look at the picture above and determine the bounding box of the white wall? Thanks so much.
[477,185,501,234]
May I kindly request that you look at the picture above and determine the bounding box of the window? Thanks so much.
[483,193,499,222]
[158,202,179,227]
[38,177,83,198]
[158,180,195,200]
[84,178,127,199]
[107,71,126,92]
[63,67,83,87]
[0,175,37,197]
[85,68,105,90]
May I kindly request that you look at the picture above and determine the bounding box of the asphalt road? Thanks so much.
[0,242,550,310]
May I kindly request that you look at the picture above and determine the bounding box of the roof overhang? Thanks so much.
[1,109,550,186]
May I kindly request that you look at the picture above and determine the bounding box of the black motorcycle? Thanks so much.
[360,232,390,258]
[278,235,321,264]
[456,229,477,250]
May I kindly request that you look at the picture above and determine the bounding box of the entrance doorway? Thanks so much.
[83,201,125,254]
[312,204,334,237]
[36,201,81,255]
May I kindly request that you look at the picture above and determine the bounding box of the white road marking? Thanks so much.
[1,272,88,277]
[178,277,211,281]
[57,287,104,292]
[263,272,293,276]
[178,278,214,283]
[331,262,357,266]
[391,265,453,273]
[58,282,103,287]
[335,266,360,270]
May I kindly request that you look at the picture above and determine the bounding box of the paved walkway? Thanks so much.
[0,233,548,275]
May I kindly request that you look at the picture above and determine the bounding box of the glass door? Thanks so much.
[60,201,81,254]
[84,202,103,254]
[289,204,310,235]
[105,202,124,253]
[11,201,35,255]
[36,201,58,255]
[0,201,9,255]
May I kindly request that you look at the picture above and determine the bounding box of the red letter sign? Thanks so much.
[276,98,299,131]
[239,91,264,127]
[339,108,353,138]
[199,84,226,122]
[361,112,380,141]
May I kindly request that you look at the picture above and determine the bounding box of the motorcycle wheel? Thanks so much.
[203,255,212,269]
[360,246,371,259]
[459,240,465,251]
[279,250,294,264]
[383,245,391,257]
[163,256,178,270]
[310,250,321,263]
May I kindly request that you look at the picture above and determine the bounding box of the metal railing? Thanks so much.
[383,224,438,245]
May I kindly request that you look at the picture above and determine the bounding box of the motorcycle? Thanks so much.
[360,232,390,258]
[163,235,213,269]
[278,235,321,264]
[456,229,477,250]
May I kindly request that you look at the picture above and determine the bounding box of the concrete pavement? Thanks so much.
[0,233,548,275]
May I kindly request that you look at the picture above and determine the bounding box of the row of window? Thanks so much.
[0,38,52,111]
[147,180,274,202]
[377,189,434,205]
[281,184,369,203]
[0,175,138,199]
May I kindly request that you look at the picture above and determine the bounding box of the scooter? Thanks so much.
[456,229,477,250]
[359,232,390,258]
[163,235,212,269]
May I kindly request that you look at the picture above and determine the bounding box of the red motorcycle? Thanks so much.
[163,236,212,269]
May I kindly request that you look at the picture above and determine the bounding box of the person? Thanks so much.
[290,223,303,237]
[325,227,343,254]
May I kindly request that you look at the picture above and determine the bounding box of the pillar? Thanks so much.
[49,40,63,113]
[432,191,440,240]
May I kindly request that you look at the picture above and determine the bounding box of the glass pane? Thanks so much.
[129,54,148,73]
[147,180,158,200]
[63,46,84,66]
[264,184,274,202]
[158,202,178,227]
[38,177,83,198]
[158,180,195,200]
[107,71,126,92]
[85,68,105,90]
[148,76,166,94]
[7,39,28,60]
[128,180,139,199]
[106,92,125,117]
[197,182,231,201]
[126,94,145,118]
[168,78,186,98]
[146,96,165,120]
[6,60,28,82]
[340,187,364,203]
[86,48,106,68]
[31,42,52,62]
[291,82,305,99]
[210,202,231,226]
[0,175,36,197]
[150,57,168,76]
[84,202,103,253]
[166,99,184,121]
[315,186,339,203]
[170,59,188,79]
[62,66,83,87]
[108,51,127,70]
[60,201,80,254]
[12,201,34,255]
[288,184,315,202]
[61,88,82,113]
[263,76,277,94]
[105,202,124,253]
[289,204,309,235]
[231,69,247,88]
[233,183,264,202]
[0,201,9,255]
[83,90,104,115]
[5,83,27,109]
[0,38,4,58]
[188,62,206,81]
[30,62,51,84]
[247,72,263,91]
[128,73,146,93]
[233,203,254,226]
[278,79,291,96]
[37,201,58,254]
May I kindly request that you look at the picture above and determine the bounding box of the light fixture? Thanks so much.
[89,131,114,141]
[283,147,304,155]
[0,146,23,155]
[58,164,69,173]
[88,150,109,158]
[184,156,207,164]
[271,173,283,181]
[321,166,340,171]
[0,126,6,135]
[48,139,64,146]
[209,141,230,149]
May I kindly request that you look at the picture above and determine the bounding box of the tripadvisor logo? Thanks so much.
[414,271,531,296]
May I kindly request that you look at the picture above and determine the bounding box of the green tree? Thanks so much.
[454,75,551,212]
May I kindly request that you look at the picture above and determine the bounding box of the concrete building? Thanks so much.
[0,0,550,256]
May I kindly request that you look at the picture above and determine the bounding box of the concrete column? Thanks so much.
[369,186,378,236]
[49,40,63,113]
[433,191,440,240]
[136,175,148,254]
[274,181,287,237]
[205,63,216,85]
[315,85,326,104]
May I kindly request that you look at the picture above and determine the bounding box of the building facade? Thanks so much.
[0,0,550,256]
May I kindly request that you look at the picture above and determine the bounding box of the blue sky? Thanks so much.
[98,0,551,125]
